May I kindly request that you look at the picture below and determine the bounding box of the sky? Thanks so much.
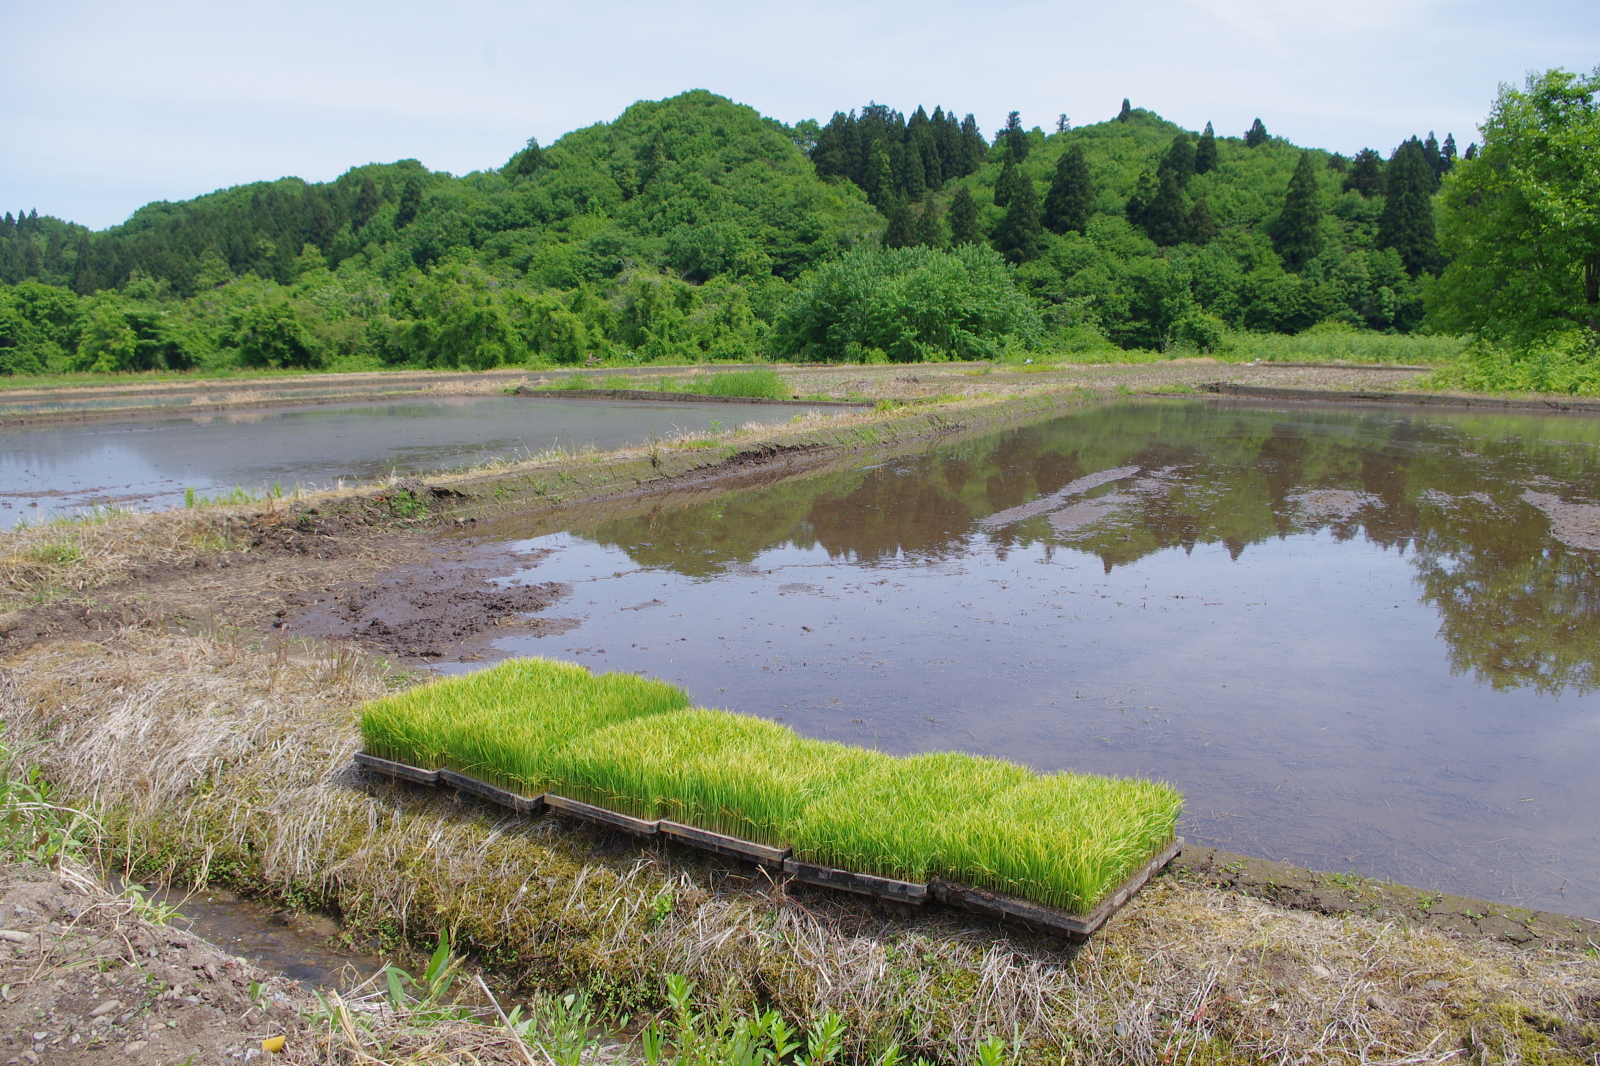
[4,0,1596,231]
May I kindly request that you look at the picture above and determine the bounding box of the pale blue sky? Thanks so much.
[4,0,1595,230]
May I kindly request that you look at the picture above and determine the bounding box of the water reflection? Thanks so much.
[479,400,1600,915]
[584,402,1600,696]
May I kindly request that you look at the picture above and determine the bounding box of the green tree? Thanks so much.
[949,186,981,246]
[1186,197,1218,245]
[994,174,1043,263]
[993,156,1023,209]
[351,177,381,231]
[864,141,893,205]
[883,199,918,248]
[1342,149,1385,197]
[506,137,546,177]
[915,202,943,248]
[395,178,423,229]
[1430,67,1600,351]
[1159,134,1195,186]
[1116,99,1132,123]
[1377,140,1440,276]
[228,301,323,369]
[999,111,1029,161]
[1194,122,1218,174]
[1244,118,1269,147]
[1270,151,1324,271]
[1142,172,1189,246]
[1042,144,1092,235]
[774,244,1040,362]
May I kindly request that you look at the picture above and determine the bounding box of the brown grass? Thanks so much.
[2,627,1597,1064]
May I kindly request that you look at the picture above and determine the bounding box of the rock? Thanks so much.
[124,1040,147,1053]
[90,999,122,1017]
[1424,980,1448,991]
[1366,994,1404,1014]
[1310,964,1333,979]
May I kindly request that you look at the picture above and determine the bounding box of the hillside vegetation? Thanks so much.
[2,74,1594,385]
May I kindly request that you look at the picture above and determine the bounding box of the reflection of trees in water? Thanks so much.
[580,401,1600,694]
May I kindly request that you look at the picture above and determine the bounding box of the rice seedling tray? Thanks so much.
[353,751,441,787]
[929,836,1185,938]
[542,793,661,836]
[437,769,545,814]
[660,821,790,868]
[782,859,929,904]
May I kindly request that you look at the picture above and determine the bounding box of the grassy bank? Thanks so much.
[359,659,1182,912]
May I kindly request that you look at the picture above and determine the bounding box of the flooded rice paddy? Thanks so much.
[474,399,1600,917]
[0,394,814,527]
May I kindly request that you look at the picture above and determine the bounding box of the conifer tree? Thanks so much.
[1042,143,1092,235]
[506,137,546,177]
[1160,134,1195,186]
[1441,133,1458,171]
[994,175,1043,263]
[1186,197,1218,245]
[916,202,943,248]
[1117,99,1132,122]
[1343,149,1385,197]
[1244,118,1269,147]
[999,111,1029,161]
[1194,122,1218,174]
[960,115,985,174]
[949,186,980,245]
[1056,114,1070,133]
[1378,140,1440,276]
[1423,132,1444,181]
[1269,151,1323,271]
[1463,143,1477,161]
[883,199,918,248]
[993,156,1021,209]
[395,178,422,229]
[351,176,381,231]
[864,141,893,205]
[1144,171,1189,246]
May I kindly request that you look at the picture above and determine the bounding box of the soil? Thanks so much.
[286,542,576,663]
[0,862,318,1066]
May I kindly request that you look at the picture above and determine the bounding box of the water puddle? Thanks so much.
[462,399,1600,917]
[0,395,831,527]
[157,886,385,988]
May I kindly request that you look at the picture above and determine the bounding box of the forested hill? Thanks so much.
[0,83,1526,377]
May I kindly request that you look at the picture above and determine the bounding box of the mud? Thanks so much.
[287,541,575,663]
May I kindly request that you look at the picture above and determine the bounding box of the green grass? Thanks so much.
[359,658,1183,912]
[692,368,788,400]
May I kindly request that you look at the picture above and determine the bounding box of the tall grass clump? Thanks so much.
[693,368,788,400]
[358,658,691,793]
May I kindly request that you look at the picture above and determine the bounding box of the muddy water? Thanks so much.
[471,399,1600,917]
[0,394,824,527]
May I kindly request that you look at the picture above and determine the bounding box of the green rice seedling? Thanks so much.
[544,709,885,841]
[788,752,1032,881]
[938,772,1183,913]
[358,658,691,793]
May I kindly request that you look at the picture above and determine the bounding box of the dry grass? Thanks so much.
[0,508,248,612]
[1,627,1596,1064]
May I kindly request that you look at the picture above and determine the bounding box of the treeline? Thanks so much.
[3,77,1589,381]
